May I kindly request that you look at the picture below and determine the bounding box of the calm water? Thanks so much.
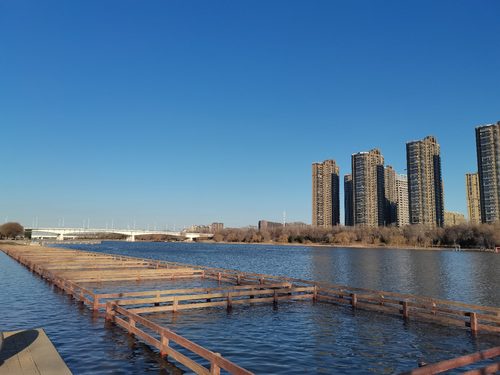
[1,242,499,374]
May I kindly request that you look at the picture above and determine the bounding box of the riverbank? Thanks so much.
[200,240,497,253]
[208,224,500,253]
[4,238,496,253]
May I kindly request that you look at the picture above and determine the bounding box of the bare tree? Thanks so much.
[0,222,24,239]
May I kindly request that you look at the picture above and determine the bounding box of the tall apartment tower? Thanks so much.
[344,174,354,226]
[465,173,481,224]
[384,165,397,225]
[312,160,340,227]
[406,136,444,227]
[352,149,385,227]
[395,174,409,226]
[475,122,500,224]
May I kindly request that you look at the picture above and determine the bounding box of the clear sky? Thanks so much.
[1,1,499,229]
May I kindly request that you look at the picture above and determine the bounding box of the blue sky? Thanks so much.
[1,1,499,229]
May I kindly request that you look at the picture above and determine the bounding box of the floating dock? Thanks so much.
[1,244,499,374]
[0,329,72,375]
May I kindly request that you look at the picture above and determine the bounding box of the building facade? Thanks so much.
[384,165,397,225]
[406,136,444,227]
[465,173,482,224]
[395,174,409,227]
[312,160,340,227]
[352,149,385,227]
[475,122,500,224]
[444,211,466,227]
[344,174,354,226]
[210,222,224,233]
[258,220,283,231]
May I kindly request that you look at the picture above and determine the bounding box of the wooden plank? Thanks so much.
[129,293,314,314]
[115,286,312,306]
[402,346,500,374]
[96,282,292,299]
[462,362,500,375]
[0,329,72,375]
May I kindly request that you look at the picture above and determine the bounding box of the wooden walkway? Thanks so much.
[0,329,72,375]
[1,244,499,374]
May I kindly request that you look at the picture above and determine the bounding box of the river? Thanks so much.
[1,242,498,374]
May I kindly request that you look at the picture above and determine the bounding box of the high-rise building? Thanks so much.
[384,165,397,225]
[465,173,482,224]
[395,174,409,227]
[344,174,354,226]
[475,122,500,224]
[406,136,444,227]
[312,160,340,227]
[352,149,385,227]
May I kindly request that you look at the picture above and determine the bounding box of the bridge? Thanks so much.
[27,228,214,242]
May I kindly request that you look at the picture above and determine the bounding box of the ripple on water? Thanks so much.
[1,243,499,374]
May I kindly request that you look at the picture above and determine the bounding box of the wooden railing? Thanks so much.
[317,285,500,334]
[122,285,315,314]
[3,246,500,334]
[92,282,293,309]
[106,302,253,375]
[402,346,500,374]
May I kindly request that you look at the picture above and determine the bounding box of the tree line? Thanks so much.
[211,223,500,249]
[0,222,24,239]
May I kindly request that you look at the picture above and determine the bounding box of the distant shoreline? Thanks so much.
[199,240,496,253]
[3,239,496,253]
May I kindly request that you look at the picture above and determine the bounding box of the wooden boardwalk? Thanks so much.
[1,244,499,374]
[0,329,72,375]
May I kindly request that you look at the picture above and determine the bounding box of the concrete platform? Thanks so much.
[0,329,72,375]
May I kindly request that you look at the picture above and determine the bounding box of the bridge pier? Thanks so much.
[56,234,65,241]
[126,235,136,242]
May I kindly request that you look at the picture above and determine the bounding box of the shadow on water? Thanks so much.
[0,329,39,365]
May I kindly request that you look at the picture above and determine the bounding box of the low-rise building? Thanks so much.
[444,212,466,227]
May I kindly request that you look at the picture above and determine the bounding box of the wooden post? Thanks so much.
[259,277,264,285]
[129,317,136,333]
[210,353,221,375]
[227,293,232,311]
[470,312,478,333]
[155,292,160,306]
[273,290,278,306]
[350,293,357,308]
[93,296,100,311]
[160,331,169,357]
[217,272,222,283]
[236,274,241,285]
[105,302,114,321]
[172,297,178,313]
[313,285,318,303]
[402,300,409,319]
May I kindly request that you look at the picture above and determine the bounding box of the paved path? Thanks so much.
[0,329,71,375]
